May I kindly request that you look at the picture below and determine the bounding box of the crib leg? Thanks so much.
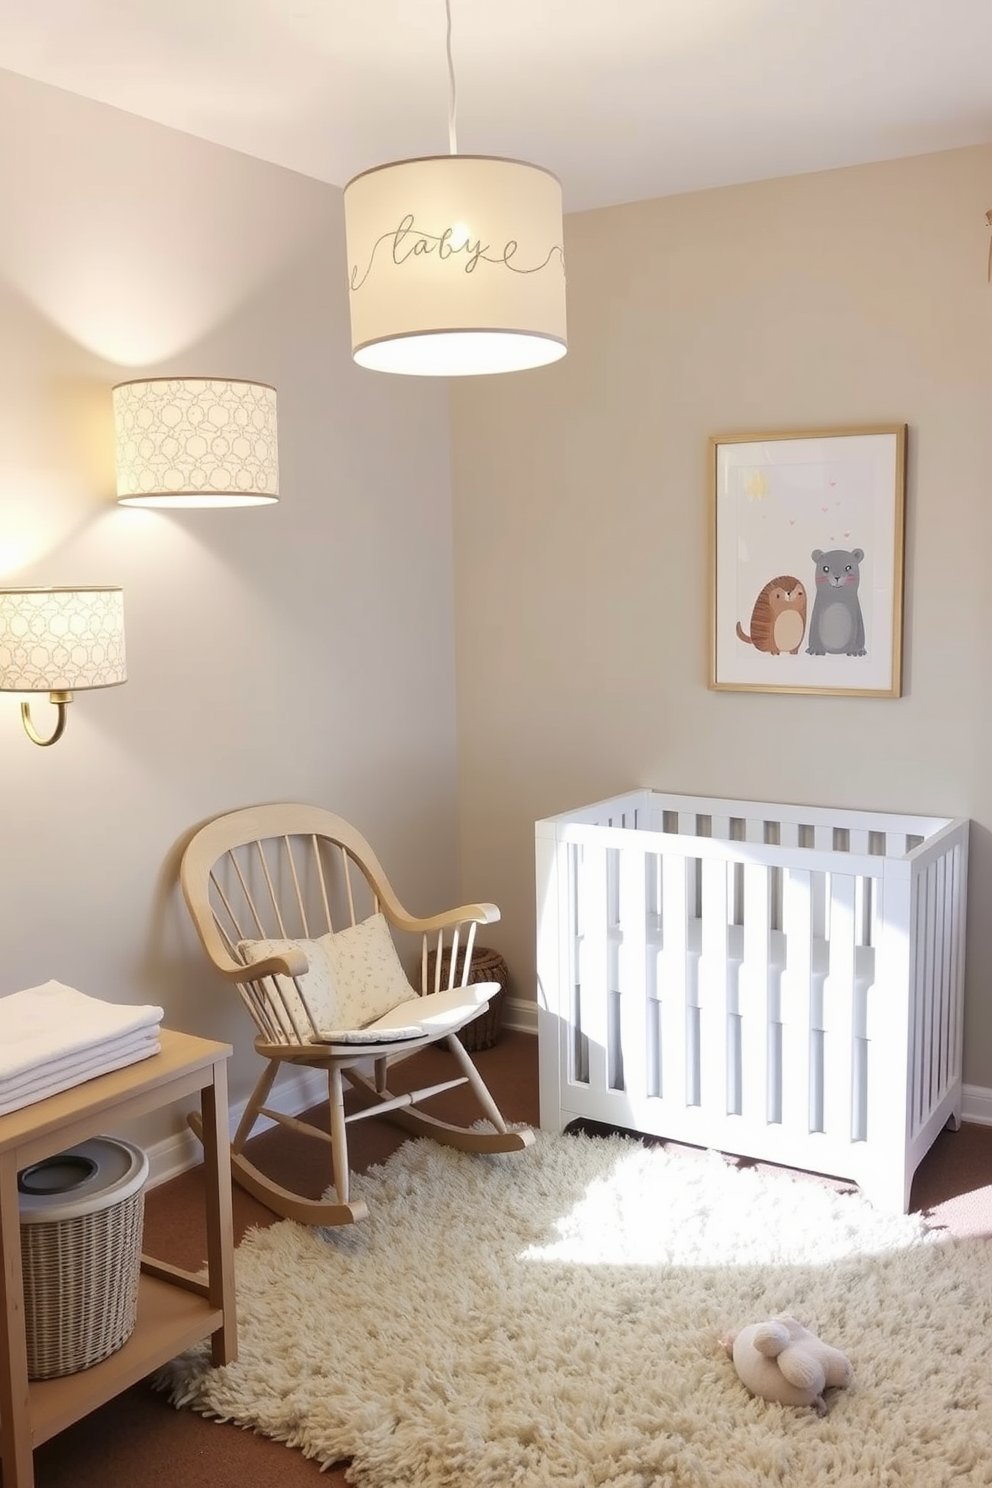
[858,1166,913,1215]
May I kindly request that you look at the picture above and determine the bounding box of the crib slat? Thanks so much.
[740,862,771,1127]
[943,854,958,1096]
[848,832,870,948]
[909,867,930,1133]
[698,858,730,1117]
[660,854,689,1107]
[946,845,965,1098]
[783,865,814,1138]
[934,857,950,1108]
[910,865,929,1130]
[920,858,941,1120]
[933,855,949,1098]
[823,873,856,1142]
[578,844,609,1095]
[618,849,647,1103]
[809,827,831,944]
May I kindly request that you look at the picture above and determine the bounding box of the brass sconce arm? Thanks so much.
[20,691,73,747]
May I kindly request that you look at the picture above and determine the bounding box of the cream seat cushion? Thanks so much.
[360,983,495,1033]
[312,984,495,1044]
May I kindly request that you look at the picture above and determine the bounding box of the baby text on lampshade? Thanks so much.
[343,155,567,376]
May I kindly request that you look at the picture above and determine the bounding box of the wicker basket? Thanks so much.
[425,945,509,1052]
[18,1135,149,1380]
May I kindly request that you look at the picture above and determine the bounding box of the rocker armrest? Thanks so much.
[217,945,311,982]
[383,901,501,935]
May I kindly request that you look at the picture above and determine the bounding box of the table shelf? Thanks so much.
[29,1274,223,1447]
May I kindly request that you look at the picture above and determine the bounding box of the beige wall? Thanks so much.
[451,143,992,1088]
[0,69,460,1142]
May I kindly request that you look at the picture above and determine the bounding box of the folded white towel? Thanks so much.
[0,981,163,1083]
[0,1028,161,1099]
[0,1033,161,1117]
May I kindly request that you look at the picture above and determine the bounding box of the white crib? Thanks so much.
[536,790,969,1211]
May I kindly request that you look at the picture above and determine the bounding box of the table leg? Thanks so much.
[0,1150,34,1488]
[199,1060,237,1366]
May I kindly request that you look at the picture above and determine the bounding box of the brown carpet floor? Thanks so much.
[20,1030,992,1488]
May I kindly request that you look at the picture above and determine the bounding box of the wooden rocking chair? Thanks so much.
[180,802,534,1226]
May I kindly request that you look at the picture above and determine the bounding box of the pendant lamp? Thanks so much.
[343,1,566,376]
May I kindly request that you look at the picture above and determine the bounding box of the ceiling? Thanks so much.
[2,0,992,213]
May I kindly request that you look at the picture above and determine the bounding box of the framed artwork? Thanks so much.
[709,425,907,697]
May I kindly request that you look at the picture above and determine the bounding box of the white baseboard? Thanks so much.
[962,1083,992,1126]
[503,997,537,1035]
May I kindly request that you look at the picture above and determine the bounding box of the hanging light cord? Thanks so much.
[445,0,458,154]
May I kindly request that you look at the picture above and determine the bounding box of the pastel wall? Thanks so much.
[450,143,992,1088]
[0,68,460,1145]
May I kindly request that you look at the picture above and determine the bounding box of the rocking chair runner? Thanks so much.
[180,802,534,1226]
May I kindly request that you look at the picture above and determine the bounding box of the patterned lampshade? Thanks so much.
[0,588,126,692]
[113,378,279,508]
[343,155,567,376]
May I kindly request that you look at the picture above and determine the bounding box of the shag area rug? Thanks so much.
[160,1131,992,1487]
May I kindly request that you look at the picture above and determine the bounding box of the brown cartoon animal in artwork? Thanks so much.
[736,575,807,655]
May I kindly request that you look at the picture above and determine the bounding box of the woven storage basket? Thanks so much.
[18,1135,148,1380]
[424,945,508,1052]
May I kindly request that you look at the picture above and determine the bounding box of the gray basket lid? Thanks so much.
[18,1136,148,1224]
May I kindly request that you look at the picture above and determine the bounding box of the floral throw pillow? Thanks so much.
[239,913,413,1038]
[318,912,415,1028]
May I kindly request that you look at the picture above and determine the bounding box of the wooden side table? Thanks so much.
[0,1028,236,1488]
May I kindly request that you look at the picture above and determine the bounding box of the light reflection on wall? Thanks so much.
[0,67,334,367]
[0,364,118,574]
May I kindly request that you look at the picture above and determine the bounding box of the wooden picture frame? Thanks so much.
[709,425,907,697]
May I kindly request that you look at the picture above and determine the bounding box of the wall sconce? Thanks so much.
[113,378,279,508]
[0,587,126,746]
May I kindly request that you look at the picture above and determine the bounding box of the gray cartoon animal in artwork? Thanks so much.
[806,548,866,656]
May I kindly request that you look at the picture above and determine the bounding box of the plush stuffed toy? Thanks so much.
[723,1314,853,1415]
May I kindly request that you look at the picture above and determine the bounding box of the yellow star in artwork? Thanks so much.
[744,470,769,500]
